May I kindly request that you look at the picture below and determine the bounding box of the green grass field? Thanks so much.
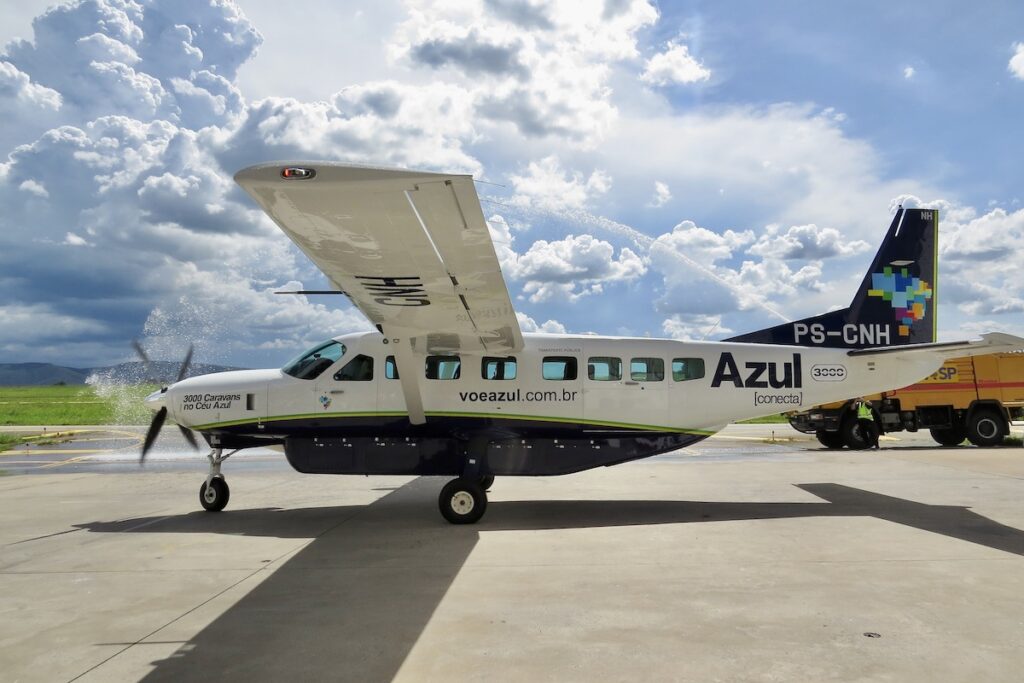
[0,385,156,426]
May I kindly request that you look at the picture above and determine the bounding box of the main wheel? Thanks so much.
[815,430,845,449]
[438,478,487,524]
[930,426,966,447]
[478,474,495,490]
[841,415,875,450]
[200,477,230,512]
[966,409,1005,447]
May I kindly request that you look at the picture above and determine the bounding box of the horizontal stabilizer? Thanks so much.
[847,332,1024,358]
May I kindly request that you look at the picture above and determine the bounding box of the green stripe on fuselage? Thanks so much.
[191,410,714,436]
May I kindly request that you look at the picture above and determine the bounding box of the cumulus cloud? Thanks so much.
[650,180,671,207]
[393,0,659,145]
[641,41,710,86]
[516,311,567,334]
[409,29,527,78]
[509,234,646,302]
[0,0,394,366]
[661,314,732,341]
[483,0,555,30]
[652,220,754,264]
[0,60,62,110]
[63,231,91,246]
[2,0,256,132]
[648,219,803,320]
[747,223,870,260]
[1010,42,1024,80]
[509,155,612,211]
[220,82,481,174]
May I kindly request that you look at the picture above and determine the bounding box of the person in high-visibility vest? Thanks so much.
[856,399,880,449]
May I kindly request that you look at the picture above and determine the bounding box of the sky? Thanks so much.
[1,0,1023,369]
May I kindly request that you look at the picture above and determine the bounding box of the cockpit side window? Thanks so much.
[282,341,346,380]
[334,354,374,381]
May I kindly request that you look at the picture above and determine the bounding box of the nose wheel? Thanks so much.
[200,448,234,512]
[200,477,230,511]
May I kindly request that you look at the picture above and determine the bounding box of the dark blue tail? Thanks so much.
[727,208,938,349]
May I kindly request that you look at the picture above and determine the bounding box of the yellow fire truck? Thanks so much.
[789,352,1024,449]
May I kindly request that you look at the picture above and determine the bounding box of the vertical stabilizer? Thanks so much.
[727,208,938,349]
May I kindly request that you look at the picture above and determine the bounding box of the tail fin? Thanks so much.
[727,207,938,348]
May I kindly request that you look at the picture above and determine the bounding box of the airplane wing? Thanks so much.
[235,162,524,425]
[848,332,1024,358]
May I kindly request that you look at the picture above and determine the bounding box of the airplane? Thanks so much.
[140,162,1024,524]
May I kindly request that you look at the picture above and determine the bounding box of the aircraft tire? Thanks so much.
[478,474,495,490]
[966,409,1005,447]
[815,430,845,449]
[200,477,230,512]
[439,478,487,524]
[929,426,966,447]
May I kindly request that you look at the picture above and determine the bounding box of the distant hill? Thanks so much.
[0,361,245,386]
[0,363,92,386]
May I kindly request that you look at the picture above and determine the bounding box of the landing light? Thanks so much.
[282,167,316,180]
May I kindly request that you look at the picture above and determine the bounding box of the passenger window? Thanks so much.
[672,358,706,381]
[482,356,517,380]
[631,357,665,382]
[588,357,622,381]
[426,355,461,380]
[542,356,577,381]
[385,356,399,380]
[334,354,374,381]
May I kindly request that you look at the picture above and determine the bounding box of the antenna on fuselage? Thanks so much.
[701,318,722,341]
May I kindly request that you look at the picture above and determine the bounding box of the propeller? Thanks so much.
[131,339,155,383]
[138,343,198,464]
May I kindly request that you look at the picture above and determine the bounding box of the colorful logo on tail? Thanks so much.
[867,265,932,337]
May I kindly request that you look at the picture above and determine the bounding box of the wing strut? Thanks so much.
[391,335,426,425]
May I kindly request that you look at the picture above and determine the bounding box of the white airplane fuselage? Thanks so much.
[148,331,941,475]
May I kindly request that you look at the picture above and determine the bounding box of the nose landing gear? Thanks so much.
[200,448,234,512]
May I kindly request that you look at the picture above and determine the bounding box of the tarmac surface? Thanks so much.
[1,424,1023,682]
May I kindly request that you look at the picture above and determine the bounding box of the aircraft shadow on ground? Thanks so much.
[73,481,1024,681]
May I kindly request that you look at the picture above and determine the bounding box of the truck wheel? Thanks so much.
[929,426,966,447]
[966,409,1005,447]
[816,430,845,449]
[841,415,875,450]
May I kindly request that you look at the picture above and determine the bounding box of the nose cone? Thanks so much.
[145,387,167,413]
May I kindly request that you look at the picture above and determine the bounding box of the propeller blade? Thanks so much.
[177,423,199,450]
[141,406,167,464]
[131,339,151,363]
[132,339,154,382]
[176,344,194,383]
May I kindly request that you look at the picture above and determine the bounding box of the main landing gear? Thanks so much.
[200,448,234,512]
[438,474,494,524]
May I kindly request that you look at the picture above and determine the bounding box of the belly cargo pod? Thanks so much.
[789,352,1024,449]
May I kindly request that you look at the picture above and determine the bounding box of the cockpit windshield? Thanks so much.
[282,340,346,380]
